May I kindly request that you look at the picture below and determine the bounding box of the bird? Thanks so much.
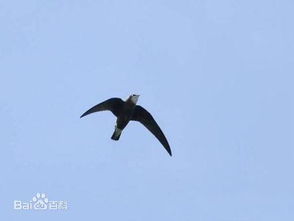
[80,94,172,156]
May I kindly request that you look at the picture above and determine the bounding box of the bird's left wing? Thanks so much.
[80,98,124,118]
[131,105,172,156]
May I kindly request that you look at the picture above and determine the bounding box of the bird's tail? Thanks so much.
[111,127,122,140]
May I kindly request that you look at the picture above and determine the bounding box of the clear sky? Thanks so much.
[1,0,293,220]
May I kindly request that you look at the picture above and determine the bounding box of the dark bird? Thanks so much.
[80,94,172,156]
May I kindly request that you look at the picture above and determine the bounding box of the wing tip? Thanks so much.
[164,143,172,156]
[80,114,85,118]
[80,110,92,118]
[80,112,88,118]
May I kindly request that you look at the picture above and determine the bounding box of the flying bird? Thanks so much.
[80,94,172,156]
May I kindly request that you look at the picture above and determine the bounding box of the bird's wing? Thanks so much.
[80,98,124,118]
[131,105,172,156]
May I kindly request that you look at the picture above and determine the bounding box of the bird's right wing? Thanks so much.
[80,98,124,118]
[131,105,172,156]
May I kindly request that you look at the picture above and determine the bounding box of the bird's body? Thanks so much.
[111,95,138,140]
[80,94,172,156]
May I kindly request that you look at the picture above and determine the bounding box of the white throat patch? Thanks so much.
[130,95,139,104]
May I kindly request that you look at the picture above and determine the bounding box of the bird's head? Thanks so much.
[129,94,140,104]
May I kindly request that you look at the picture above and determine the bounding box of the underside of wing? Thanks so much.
[131,105,172,156]
[80,98,124,118]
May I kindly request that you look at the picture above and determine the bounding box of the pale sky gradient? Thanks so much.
[1,0,293,220]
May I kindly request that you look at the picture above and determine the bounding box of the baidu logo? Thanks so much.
[14,193,68,210]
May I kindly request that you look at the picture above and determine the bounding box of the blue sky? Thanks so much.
[1,0,293,220]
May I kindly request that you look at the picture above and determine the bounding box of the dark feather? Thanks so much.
[131,105,172,156]
[80,98,124,118]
